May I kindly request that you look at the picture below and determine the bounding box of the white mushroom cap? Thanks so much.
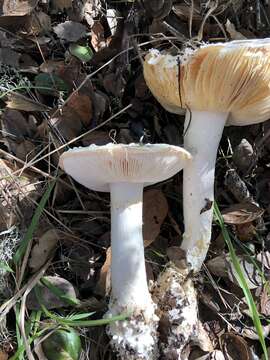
[59,143,192,192]
[143,39,270,126]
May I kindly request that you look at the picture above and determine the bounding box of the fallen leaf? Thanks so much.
[1,109,36,139]
[225,169,254,203]
[240,322,270,340]
[51,0,72,12]
[0,48,20,67]
[228,256,263,289]
[6,93,51,112]
[0,159,39,231]
[235,222,256,241]
[40,59,65,73]
[220,333,252,360]
[92,90,109,120]
[225,19,247,40]
[66,92,92,127]
[53,21,87,41]
[49,106,83,141]
[95,247,111,297]
[207,255,228,277]
[106,8,120,36]
[11,139,36,162]
[260,284,270,316]
[143,189,168,247]
[29,229,60,272]
[257,251,270,269]
[0,351,8,360]
[27,11,51,35]
[27,276,78,310]
[208,254,264,289]
[82,0,102,27]
[103,71,126,97]
[19,53,39,73]
[195,350,225,360]
[232,139,254,174]
[2,0,38,16]
[35,73,69,96]
[221,202,263,225]
[91,21,106,52]
[69,43,93,63]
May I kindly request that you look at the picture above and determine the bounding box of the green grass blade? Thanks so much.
[13,180,56,264]
[34,286,129,327]
[214,202,268,359]
[0,260,14,272]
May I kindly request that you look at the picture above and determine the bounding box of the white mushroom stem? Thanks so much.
[110,182,152,311]
[107,182,158,360]
[181,111,228,272]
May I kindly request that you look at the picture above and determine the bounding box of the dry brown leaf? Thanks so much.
[206,255,228,277]
[1,108,36,139]
[221,202,263,225]
[207,254,263,289]
[235,222,256,241]
[27,11,51,35]
[6,93,50,112]
[29,229,60,272]
[91,21,106,52]
[143,189,168,247]
[95,247,111,297]
[2,0,38,16]
[12,139,36,162]
[40,59,65,73]
[220,333,252,360]
[66,92,92,127]
[260,284,270,316]
[0,351,8,360]
[49,106,83,141]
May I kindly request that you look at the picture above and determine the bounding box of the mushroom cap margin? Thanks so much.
[143,39,270,126]
[59,143,192,192]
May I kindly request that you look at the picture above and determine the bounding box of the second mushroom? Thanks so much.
[143,39,270,272]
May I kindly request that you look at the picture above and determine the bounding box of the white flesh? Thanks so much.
[181,111,228,272]
[106,182,158,360]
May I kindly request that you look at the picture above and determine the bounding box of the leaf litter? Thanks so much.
[1,0,270,359]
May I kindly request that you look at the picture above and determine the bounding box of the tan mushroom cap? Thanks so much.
[143,39,270,125]
[59,143,192,192]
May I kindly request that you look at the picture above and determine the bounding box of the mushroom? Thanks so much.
[59,143,192,360]
[143,39,270,272]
